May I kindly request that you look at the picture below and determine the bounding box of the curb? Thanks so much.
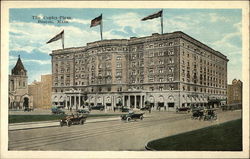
[145,143,155,151]
[9,116,121,131]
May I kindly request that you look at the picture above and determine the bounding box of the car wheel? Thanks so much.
[80,119,84,125]
[126,117,131,122]
[140,116,143,120]
[67,120,72,127]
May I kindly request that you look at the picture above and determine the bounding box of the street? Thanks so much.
[9,110,242,151]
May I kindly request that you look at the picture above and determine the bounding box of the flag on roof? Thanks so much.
[141,10,163,21]
[46,30,64,44]
[90,14,102,27]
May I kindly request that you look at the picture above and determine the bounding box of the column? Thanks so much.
[140,95,143,108]
[123,95,125,107]
[128,96,131,108]
[112,96,114,111]
[78,94,81,108]
[135,95,137,109]
[74,95,77,110]
[103,96,106,112]
[69,95,72,108]
[65,96,68,109]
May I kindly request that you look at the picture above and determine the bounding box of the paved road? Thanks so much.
[9,110,241,151]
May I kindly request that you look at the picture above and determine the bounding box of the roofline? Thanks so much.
[50,31,228,60]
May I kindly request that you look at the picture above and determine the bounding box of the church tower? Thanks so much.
[9,55,33,109]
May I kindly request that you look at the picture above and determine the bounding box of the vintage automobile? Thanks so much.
[203,109,217,121]
[51,107,65,115]
[76,109,90,114]
[121,110,144,122]
[91,105,105,111]
[176,107,191,113]
[121,107,130,112]
[140,106,150,111]
[60,113,88,127]
[191,108,204,120]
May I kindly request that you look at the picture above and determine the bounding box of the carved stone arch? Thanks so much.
[158,95,164,103]
[97,96,102,103]
[106,96,111,103]
[168,95,174,102]
[149,95,155,103]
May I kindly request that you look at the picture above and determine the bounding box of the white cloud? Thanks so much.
[23,59,51,65]
[209,13,231,23]
[69,18,89,25]
[111,12,160,36]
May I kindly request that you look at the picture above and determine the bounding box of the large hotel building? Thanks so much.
[50,31,228,111]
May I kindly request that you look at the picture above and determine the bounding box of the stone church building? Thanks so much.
[9,55,33,110]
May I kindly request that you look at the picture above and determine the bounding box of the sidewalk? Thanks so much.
[9,116,121,131]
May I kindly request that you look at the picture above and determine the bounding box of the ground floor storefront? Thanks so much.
[51,90,227,111]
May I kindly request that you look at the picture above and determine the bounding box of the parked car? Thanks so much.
[140,106,150,111]
[24,107,33,112]
[176,107,191,113]
[91,105,105,111]
[51,107,65,115]
[191,108,204,120]
[60,113,88,127]
[76,109,90,114]
[121,110,144,122]
[121,107,130,112]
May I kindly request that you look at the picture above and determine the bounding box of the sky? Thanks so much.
[9,8,242,84]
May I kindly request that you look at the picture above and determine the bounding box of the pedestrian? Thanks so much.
[70,107,72,112]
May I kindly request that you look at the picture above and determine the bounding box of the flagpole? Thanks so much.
[100,16,103,40]
[161,10,163,34]
[62,30,64,49]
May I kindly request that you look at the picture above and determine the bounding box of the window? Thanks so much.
[116,71,122,76]
[116,77,121,83]
[149,69,154,74]
[159,86,163,91]
[132,62,136,67]
[159,60,164,65]
[149,77,154,82]
[168,50,174,55]
[159,78,164,82]
[116,56,122,60]
[149,52,154,57]
[169,67,174,73]
[107,71,111,76]
[168,77,173,81]
[159,69,163,73]
[169,58,174,63]
[116,62,121,68]
[169,42,173,46]
[158,51,164,56]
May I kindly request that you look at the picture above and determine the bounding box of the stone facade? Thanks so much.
[28,74,52,109]
[227,79,242,104]
[9,56,33,109]
[50,31,228,111]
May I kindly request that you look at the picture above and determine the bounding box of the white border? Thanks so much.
[1,1,249,158]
